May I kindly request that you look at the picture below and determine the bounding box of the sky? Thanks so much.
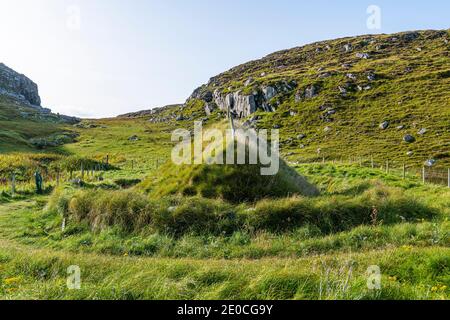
[0,0,449,118]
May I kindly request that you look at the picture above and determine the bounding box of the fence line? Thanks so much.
[290,156,450,188]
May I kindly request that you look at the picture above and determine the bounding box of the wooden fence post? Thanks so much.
[422,166,426,184]
[11,173,15,196]
[403,164,406,180]
[448,168,450,188]
[81,163,84,179]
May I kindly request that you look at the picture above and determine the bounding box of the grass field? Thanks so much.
[0,29,449,301]
[0,160,448,299]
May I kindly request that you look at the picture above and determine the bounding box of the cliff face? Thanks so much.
[0,63,41,106]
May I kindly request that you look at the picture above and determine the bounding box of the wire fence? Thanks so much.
[290,156,450,188]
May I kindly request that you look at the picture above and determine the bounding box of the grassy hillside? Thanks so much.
[0,96,77,153]
[187,30,450,167]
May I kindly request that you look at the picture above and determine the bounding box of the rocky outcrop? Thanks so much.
[0,63,41,106]
[189,80,296,119]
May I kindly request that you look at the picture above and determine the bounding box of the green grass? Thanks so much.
[0,239,447,299]
[0,29,449,300]
[0,163,447,300]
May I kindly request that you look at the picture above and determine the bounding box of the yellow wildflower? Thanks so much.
[3,277,21,285]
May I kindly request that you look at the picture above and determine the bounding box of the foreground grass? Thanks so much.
[0,164,448,300]
[0,238,448,300]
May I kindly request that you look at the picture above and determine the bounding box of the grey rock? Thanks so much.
[343,44,353,52]
[204,103,216,116]
[338,86,347,95]
[397,125,405,130]
[128,135,139,141]
[406,151,414,157]
[0,63,41,106]
[418,128,427,135]
[356,53,370,59]
[304,85,318,99]
[425,159,436,167]
[176,115,185,121]
[367,73,376,81]
[403,134,416,143]
[357,85,372,91]
[262,86,277,100]
[244,77,254,87]
[346,73,357,80]
[297,134,306,140]
[379,121,390,130]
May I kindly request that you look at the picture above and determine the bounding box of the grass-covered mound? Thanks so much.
[140,126,319,203]
[141,160,319,203]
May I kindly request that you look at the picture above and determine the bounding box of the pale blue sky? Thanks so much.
[0,0,448,117]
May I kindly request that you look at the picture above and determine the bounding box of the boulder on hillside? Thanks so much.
[403,134,416,143]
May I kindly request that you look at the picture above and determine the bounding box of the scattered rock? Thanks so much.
[356,53,370,59]
[357,85,372,91]
[346,73,357,80]
[176,115,185,121]
[406,151,414,157]
[304,85,318,99]
[425,159,436,167]
[244,77,254,87]
[367,73,376,81]
[297,134,306,140]
[379,121,390,130]
[396,125,405,130]
[128,135,139,141]
[403,134,416,143]
[343,44,353,52]
[338,86,347,95]
[418,128,427,135]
